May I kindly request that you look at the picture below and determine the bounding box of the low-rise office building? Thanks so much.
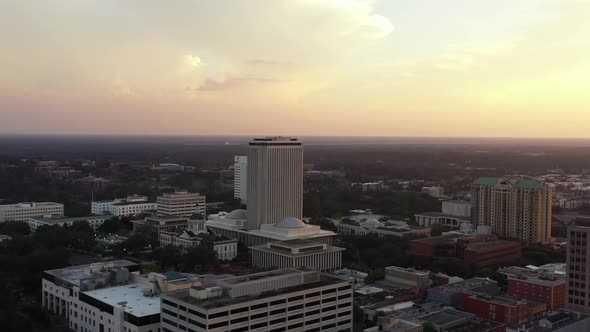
[415,200,471,229]
[28,215,112,232]
[462,293,545,326]
[507,309,590,332]
[0,202,64,222]
[427,278,500,308]
[337,218,430,238]
[157,191,206,217]
[160,230,238,261]
[161,268,354,332]
[411,233,521,268]
[251,239,344,272]
[91,195,157,217]
[384,266,431,294]
[500,266,566,310]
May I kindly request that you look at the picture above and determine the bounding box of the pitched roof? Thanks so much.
[473,177,545,190]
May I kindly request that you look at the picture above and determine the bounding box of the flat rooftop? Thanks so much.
[508,310,590,332]
[165,273,347,310]
[430,278,497,294]
[0,202,63,209]
[44,260,138,286]
[84,283,160,317]
[31,215,111,224]
[466,240,520,250]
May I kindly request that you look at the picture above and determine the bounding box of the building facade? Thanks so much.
[384,266,431,294]
[471,177,553,244]
[250,239,344,272]
[160,268,354,332]
[157,191,206,217]
[500,266,566,311]
[566,222,590,314]
[461,293,545,326]
[0,202,64,222]
[246,137,303,230]
[160,230,238,261]
[233,156,247,204]
[28,215,112,232]
[91,195,157,217]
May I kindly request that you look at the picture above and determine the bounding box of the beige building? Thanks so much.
[471,177,553,244]
[157,191,206,217]
[246,137,303,230]
[161,268,354,332]
[251,239,344,272]
[385,266,431,293]
[0,202,64,222]
[233,155,248,204]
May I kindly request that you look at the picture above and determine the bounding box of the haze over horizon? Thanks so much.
[2,0,589,138]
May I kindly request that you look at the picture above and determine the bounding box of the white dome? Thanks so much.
[363,218,383,228]
[275,217,306,229]
[225,209,247,220]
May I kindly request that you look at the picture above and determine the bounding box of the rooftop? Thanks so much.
[165,270,347,310]
[508,309,590,332]
[499,266,565,286]
[473,177,546,190]
[0,202,63,209]
[429,278,498,295]
[44,260,139,287]
[31,215,111,224]
[83,283,160,317]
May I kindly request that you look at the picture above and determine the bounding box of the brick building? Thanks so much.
[463,240,522,268]
[462,293,545,326]
[411,234,521,268]
[500,266,566,310]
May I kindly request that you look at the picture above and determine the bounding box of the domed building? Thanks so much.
[207,212,336,246]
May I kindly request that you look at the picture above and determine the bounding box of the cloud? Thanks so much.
[196,77,286,91]
[184,55,202,68]
[111,79,136,97]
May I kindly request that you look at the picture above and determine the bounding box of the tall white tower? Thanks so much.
[246,137,303,230]
[233,156,248,204]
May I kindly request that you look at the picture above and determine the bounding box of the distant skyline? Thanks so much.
[1,0,589,138]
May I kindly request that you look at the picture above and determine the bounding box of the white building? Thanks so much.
[415,200,472,229]
[251,239,344,272]
[207,211,337,246]
[161,268,354,332]
[246,137,303,230]
[337,218,431,238]
[28,215,112,232]
[132,215,204,238]
[43,261,208,332]
[91,195,157,217]
[159,230,238,261]
[421,186,445,198]
[233,155,247,204]
[157,191,206,217]
[0,202,64,222]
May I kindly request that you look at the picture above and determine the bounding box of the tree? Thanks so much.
[152,246,181,270]
[0,221,30,236]
[180,245,219,272]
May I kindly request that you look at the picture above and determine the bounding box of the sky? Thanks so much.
[1,0,589,138]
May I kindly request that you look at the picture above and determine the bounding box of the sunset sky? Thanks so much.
[1,0,589,137]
